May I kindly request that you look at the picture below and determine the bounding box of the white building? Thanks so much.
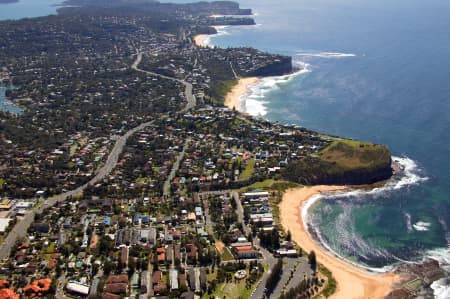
[66,282,90,296]
[0,218,11,234]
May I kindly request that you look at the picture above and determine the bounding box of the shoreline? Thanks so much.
[280,186,399,299]
[224,77,259,110]
[194,34,209,47]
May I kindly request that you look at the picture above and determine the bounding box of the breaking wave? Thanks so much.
[324,156,428,201]
[413,221,431,231]
[431,277,450,299]
[301,156,434,272]
[199,26,230,46]
[296,51,356,58]
[303,193,398,273]
[404,212,413,232]
[239,61,311,117]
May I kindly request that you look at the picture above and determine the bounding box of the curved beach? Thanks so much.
[195,34,260,111]
[280,186,399,299]
[194,34,209,47]
[224,77,259,110]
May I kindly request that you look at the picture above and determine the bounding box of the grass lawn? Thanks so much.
[239,158,255,180]
[221,247,235,262]
[41,242,56,256]
[236,179,300,193]
[236,179,276,192]
[136,177,151,184]
[319,139,391,169]
[202,277,257,299]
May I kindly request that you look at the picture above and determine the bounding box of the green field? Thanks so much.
[221,247,235,261]
[202,276,259,299]
[319,140,391,170]
[283,139,392,185]
[237,179,300,192]
[239,158,255,180]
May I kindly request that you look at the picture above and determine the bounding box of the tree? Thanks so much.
[264,258,282,296]
[286,230,291,242]
[308,250,317,271]
[103,260,114,276]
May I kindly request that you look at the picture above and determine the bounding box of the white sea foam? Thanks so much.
[323,156,428,201]
[301,157,431,272]
[431,278,450,299]
[404,212,413,232]
[200,26,230,46]
[296,51,356,58]
[239,63,311,116]
[426,247,450,272]
[301,194,397,273]
[413,221,431,231]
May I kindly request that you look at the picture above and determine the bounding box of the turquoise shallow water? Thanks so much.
[2,0,449,271]
[198,0,450,270]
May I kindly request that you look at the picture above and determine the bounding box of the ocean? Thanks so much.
[194,0,450,287]
[0,0,59,20]
[2,0,449,296]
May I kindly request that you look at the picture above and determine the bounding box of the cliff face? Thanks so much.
[283,158,393,185]
[246,57,293,77]
[207,17,256,26]
[205,1,252,15]
[283,140,394,186]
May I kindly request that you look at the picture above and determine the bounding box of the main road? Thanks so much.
[0,49,197,260]
[132,50,196,111]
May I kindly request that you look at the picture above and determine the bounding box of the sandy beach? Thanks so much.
[224,77,259,110]
[194,34,209,47]
[280,186,399,299]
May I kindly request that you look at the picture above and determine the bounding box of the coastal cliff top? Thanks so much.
[319,139,392,170]
[284,139,393,185]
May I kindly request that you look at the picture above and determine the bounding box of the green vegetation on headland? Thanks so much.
[212,79,237,104]
[0,2,399,299]
[283,139,393,185]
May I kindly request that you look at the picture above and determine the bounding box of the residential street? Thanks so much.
[163,138,190,196]
[132,50,196,111]
[0,51,197,260]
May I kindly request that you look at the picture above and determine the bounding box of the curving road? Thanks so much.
[0,120,155,260]
[0,50,197,260]
[132,51,196,111]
